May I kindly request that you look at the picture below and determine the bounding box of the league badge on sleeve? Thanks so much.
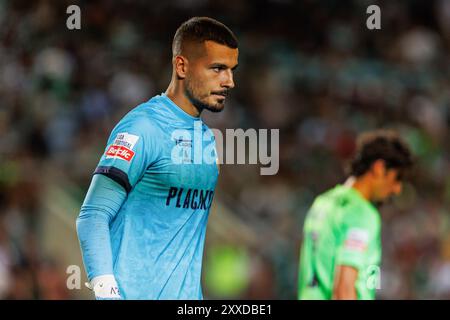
[344,228,369,252]
[105,132,140,162]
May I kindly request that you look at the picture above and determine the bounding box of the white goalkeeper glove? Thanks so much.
[86,274,122,300]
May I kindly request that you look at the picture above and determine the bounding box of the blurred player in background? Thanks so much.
[76,17,238,299]
[298,130,413,300]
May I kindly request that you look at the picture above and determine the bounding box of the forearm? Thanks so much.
[76,174,127,280]
[77,209,115,280]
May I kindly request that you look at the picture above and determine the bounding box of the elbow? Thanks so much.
[75,213,87,241]
[76,206,112,238]
[75,215,84,238]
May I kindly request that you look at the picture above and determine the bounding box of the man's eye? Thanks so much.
[212,67,220,72]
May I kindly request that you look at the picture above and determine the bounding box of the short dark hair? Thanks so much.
[172,17,238,56]
[349,130,414,180]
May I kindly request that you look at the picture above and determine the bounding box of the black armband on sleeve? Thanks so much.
[93,166,132,193]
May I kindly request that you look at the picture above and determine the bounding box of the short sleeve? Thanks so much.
[335,207,378,270]
[94,116,159,193]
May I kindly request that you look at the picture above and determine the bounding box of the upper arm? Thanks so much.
[94,116,159,193]
[335,207,377,270]
[333,265,358,300]
[333,206,378,299]
[78,174,128,222]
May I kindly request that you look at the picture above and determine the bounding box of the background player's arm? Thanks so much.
[332,265,358,300]
[334,202,378,300]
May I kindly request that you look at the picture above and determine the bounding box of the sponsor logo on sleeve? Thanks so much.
[344,228,369,252]
[105,132,139,162]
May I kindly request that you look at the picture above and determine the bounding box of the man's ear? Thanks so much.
[174,55,188,79]
[371,159,386,177]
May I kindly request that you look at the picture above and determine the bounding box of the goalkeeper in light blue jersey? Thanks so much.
[76,17,239,300]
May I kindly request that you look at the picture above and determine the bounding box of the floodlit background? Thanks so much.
[1,0,450,299]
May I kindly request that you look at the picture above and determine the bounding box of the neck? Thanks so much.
[165,80,201,118]
[351,174,372,201]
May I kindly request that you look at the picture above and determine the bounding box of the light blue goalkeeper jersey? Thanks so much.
[77,93,219,299]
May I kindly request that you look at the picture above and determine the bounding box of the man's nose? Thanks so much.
[222,70,235,89]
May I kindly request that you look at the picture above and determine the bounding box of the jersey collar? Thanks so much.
[159,93,202,125]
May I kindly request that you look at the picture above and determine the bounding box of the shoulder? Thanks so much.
[339,195,380,232]
[314,185,349,209]
[316,185,378,228]
[113,101,164,137]
[306,186,344,221]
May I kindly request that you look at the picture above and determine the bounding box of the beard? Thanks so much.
[185,79,226,113]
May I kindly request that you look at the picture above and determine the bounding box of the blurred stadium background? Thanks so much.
[1,0,450,299]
